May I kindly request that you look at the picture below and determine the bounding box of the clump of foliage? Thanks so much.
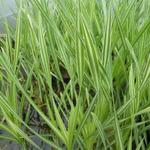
[0,0,150,149]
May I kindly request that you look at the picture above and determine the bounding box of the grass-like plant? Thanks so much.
[0,0,150,149]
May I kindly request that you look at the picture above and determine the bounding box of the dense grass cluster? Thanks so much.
[0,0,150,149]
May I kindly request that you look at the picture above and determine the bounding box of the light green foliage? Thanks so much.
[0,0,150,149]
